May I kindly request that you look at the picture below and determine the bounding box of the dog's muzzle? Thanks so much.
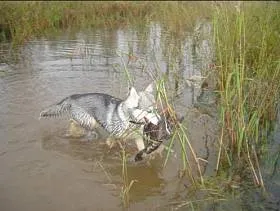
[131,108,161,125]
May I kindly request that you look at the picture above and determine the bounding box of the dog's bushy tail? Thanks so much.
[40,98,71,119]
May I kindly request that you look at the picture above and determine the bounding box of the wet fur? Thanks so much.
[40,84,160,151]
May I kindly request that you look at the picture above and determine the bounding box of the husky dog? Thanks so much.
[39,84,160,150]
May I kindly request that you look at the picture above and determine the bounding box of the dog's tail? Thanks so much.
[39,98,71,119]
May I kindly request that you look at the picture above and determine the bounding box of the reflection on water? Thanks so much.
[0,22,218,210]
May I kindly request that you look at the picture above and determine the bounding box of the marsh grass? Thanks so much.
[0,1,211,44]
[116,50,135,86]
[119,144,137,209]
[154,77,205,186]
[213,1,280,187]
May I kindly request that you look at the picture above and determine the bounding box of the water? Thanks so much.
[0,22,278,210]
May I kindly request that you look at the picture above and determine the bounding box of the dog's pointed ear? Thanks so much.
[128,87,139,98]
[144,82,154,93]
[125,87,140,108]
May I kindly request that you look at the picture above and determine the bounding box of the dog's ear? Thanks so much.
[125,87,140,108]
[128,87,139,100]
[144,82,154,93]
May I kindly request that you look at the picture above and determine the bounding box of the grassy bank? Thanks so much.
[213,1,280,187]
[0,1,210,44]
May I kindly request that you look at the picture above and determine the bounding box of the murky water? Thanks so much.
[0,22,278,211]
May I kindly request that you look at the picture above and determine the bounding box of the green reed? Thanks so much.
[119,144,136,209]
[154,77,205,186]
[213,2,280,187]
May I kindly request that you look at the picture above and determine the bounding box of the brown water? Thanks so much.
[1,22,278,211]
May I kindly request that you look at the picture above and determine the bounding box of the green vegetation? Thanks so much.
[0,1,210,44]
[213,2,280,188]
[155,77,205,185]
[120,146,136,209]
[1,0,279,197]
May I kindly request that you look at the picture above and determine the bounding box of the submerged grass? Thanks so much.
[119,145,136,209]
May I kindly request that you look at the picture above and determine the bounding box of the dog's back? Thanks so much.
[40,93,131,136]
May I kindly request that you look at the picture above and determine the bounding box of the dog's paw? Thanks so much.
[86,131,99,141]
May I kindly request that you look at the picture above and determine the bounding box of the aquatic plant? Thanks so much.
[119,144,136,209]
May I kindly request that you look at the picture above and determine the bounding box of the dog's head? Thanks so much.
[124,83,161,124]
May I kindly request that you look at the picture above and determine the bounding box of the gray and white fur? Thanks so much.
[40,84,160,142]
